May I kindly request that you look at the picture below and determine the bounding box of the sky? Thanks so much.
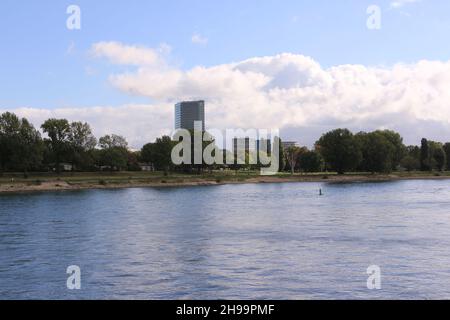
[1,0,450,148]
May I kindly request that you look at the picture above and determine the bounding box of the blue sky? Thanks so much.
[1,0,450,148]
[1,0,449,109]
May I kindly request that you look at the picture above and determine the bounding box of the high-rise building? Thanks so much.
[281,141,299,149]
[175,100,205,131]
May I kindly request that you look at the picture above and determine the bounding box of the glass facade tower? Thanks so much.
[175,101,205,131]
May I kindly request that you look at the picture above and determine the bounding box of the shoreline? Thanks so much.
[1,173,449,195]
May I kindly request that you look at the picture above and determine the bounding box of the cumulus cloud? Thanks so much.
[91,41,164,66]
[86,41,450,146]
[4,41,450,148]
[1,104,173,149]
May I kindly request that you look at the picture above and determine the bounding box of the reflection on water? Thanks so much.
[1,180,450,299]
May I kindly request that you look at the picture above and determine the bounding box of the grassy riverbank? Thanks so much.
[1,171,450,194]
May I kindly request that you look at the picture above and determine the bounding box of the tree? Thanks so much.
[284,146,304,175]
[99,134,128,149]
[400,145,421,171]
[99,147,128,171]
[429,141,446,171]
[356,131,396,173]
[0,112,43,173]
[298,150,323,173]
[406,145,421,160]
[13,118,44,174]
[277,137,286,172]
[419,140,447,171]
[375,130,405,170]
[420,138,431,171]
[141,136,175,173]
[41,119,71,173]
[127,151,142,171]
[443,143,450,171]
[141,143,155,163]
[68,122,97,170]
[316,129,362,174]
[98,134,129,171]
[0,112,20,171]
[401,156,420,172]
[433,147,446,171]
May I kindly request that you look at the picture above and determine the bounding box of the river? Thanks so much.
[1,180,450,299]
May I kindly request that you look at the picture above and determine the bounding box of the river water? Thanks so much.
[1,180,450,299]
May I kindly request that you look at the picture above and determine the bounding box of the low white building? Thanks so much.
[139,163,154,171]
[281,141,299,149]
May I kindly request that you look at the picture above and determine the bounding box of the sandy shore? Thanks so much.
[1,173,449,194]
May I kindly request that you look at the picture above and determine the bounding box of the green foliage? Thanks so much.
[67,122,97,171]
[141,136,175,172]
[356,131,396,173]
[401,155,420,172]
[0,112,44,172]
[0,113,449,176]
[41,118,71,173]
[69,122,97,150]
[98,134,129,171]
[400,145,421,171]
[99,134,128,149]
[99,147,128,171]
[444,143,450,171]
[420,138,430,171]
[284,146,307,174]
[375,130,405,169]
[127,151,142,171]
[429,141,446,171]
[316,129,362,174]
[277,137,285,172]
[298,150,323,173]
[420,139,446,171]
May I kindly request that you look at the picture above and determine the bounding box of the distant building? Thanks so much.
[175,100,205,131]
[138,163,154,172]
[233,137,254,155]
[233,137,272,160]
[281,141,299,149]
[257,138,272,155]
[50,163,73,172]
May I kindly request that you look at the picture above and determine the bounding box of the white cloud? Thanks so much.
[191,33,208,45]
[91,42,450,144]
[1,104,173,149]
[390,0,421,8]
[91,41,164,66]
[5,42,450,148]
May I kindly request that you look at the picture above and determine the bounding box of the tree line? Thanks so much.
[0,112,138,174]
[275,128,449,174]
[1,112,450,175]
